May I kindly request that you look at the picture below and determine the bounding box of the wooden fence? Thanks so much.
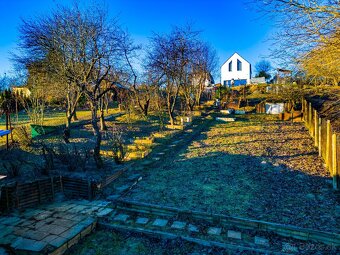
[0,176,61,211]
[302,98,339,190]
[0,168,127,212]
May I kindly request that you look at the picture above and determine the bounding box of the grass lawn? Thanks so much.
[66,230,223,255]
[0,108,120,145]
[125,114,339,233]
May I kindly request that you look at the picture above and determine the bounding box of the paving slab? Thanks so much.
[113,214,129,222]
[96,208,114,217]
[71,214,87,222]
[0,234,17,246]
[22,230,50,241]
[227,230,242,239]
[188,224,199,233]
[254,236,269,247]
[0,226,14,238]
[135,217,149,225]
[54,212,77,220]
[33,220,48,229]
[152,219,168,227]
[79,217,95,227]
[207,227,221,235]
[59,223,86,240]
[1,217,21,225]
[48,236,68,248]
[34,211,54,221]
[39,224,68,235]
[171,221,186,230]
[11,237,47,252]
[23,209,45,218]
[67,205,88,214]
[41,234,59,244]
[53,218,78,228]
[94,201,111,207]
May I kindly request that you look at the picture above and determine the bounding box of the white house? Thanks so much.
[221,53,251,86]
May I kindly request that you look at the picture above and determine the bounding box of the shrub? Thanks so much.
[54,144,90,171]
[2,161,20,177]
[14,125,32,148]
[104,125,126,164]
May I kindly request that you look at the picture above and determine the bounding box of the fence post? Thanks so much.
[318,118,322,157]
[332,134,338,190]
[308,102,312,132]
[303,99,308,125]
[314,110,319,147]
[51,177,55,201]
[326,120,331,168]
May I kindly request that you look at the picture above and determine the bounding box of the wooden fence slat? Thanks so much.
[326,120,331,168]
[314,111,318,146]
[332,134,338,190]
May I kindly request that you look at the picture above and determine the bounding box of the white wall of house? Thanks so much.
[220,53,251,86]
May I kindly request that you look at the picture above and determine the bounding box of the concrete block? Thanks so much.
[135,217,149,225]
[171,221,186,230]
[152,219,168,227]
[254,236,269,247]
[188,224,199,233]
[96,208,114,217]
[113,214,129,222]
[207,227,221,235]
[227,230,242,239]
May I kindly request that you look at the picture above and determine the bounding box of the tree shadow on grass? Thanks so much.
[127,121,339,233]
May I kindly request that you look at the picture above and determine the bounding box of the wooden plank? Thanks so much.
[326,120,331,168]
[332,134,338,190]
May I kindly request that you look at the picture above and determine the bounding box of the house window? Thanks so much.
[223,80,227,86]
[237,59,242,71]
[228,61,232,72]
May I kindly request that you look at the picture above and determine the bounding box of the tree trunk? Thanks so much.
[143,100,150,116]
[72,108,78,121]
[100,109,107,131]
[91,103,103,168]
[167,95,174,125]
[168,108,175,125]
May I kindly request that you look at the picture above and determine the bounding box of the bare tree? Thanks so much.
[255,60,272,80]
[146,25,204,124]
[250,0,339,65]
[186,43,217,110]
[16,4,133,168]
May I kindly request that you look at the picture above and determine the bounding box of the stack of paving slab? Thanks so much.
[0,200,113,254]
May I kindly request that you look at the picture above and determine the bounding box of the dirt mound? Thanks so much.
[306,89,340,133]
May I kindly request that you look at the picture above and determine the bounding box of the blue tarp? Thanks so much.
[0,130,10,137]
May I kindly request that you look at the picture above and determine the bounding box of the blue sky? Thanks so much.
[0,0,274,81]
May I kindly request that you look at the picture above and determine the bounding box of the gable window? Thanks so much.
[228,61,232,72]
[237,59,242,71]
